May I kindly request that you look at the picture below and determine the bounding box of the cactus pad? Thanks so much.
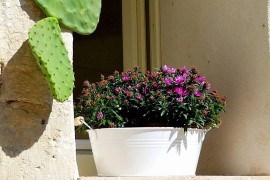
[34,0,101,35]
[28,17,74,102]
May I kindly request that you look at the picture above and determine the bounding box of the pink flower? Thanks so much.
[137,93,142,100]
[173,87,183,95]
[167,68,176,73]
[122,75,130,81]
[152,81,158,87]
[123,89,128,94]
[196,76,205,83]
[181,66,189,74]
[97,111,103,120]
[134,84,140,90]
[174,75,186,85]
[142,88,147,94]
[164,77,172,85]
[162,65,169,72]
[115,87,121,93]
[162,65,176,73]
[194,90,202,97]
[205,82,211,90]
[182,89,189,96]
[177,97,183,102]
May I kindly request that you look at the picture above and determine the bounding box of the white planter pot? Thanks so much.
[87,127,208,176]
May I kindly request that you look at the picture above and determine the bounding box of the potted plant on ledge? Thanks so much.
[74,65,226,176]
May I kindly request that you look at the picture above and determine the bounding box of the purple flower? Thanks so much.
[205,82,211,90]
[134,84,140,90]
[142,88,147,94]
[167,68,176,73]
[174,75,186,85]
[164,77,172,85]
[122,75,130,81]
[173,87,183,95]
[97,111,103,120]
[162,65,169,72]
[136,93,142,100]
[196,76,206,83]
[115,87,121,93]
[182,89,189,96]
[181,66,189,74]
[194,90,202,97]
[177,97,183,102]
[162,65,176,73]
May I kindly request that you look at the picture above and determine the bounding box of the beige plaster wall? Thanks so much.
[160,0,270,175]
[0,0,78,179]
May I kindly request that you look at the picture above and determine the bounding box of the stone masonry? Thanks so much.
[0,0,78,179]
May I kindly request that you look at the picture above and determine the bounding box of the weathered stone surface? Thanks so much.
[0,0,78,179]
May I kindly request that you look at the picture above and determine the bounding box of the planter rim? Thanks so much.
[87,127,209,132]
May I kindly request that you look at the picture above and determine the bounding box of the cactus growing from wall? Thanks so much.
[28,0,101,102]
[34,0,101,35]
[28,17,74,102]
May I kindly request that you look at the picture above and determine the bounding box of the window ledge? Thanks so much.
[78,176,270,180]
[76,139,91,150]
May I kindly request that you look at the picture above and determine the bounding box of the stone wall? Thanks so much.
[0,0,78,179]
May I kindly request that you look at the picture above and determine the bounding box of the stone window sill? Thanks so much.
[78,176,270,180]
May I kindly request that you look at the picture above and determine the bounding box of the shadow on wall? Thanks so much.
[19,0,45,21]
[0,41,53,157]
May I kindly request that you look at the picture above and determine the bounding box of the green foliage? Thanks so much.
[75,66,226,132]
[34,0,101,35]
[28,17,74,102]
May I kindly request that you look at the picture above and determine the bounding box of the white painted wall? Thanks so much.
[160,0,270,175]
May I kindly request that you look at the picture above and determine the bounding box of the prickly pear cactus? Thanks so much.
[34,0,101,35]
[28,17,74,102]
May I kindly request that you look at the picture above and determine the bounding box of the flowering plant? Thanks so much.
[75,65,226,132]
